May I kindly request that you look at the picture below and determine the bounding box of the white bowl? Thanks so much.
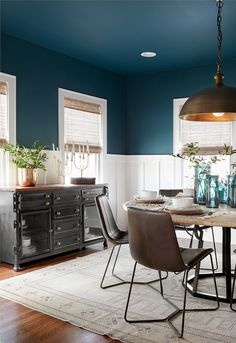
[139,190,157,199]
[172,197,194,208]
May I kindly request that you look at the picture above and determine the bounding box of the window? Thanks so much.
[58,89,107,183]
[173,98,231,187]
[0,73,16,186]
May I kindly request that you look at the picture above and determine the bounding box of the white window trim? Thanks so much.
[173,97,188,155]
[0,72,16,186]
[58,88,107,182]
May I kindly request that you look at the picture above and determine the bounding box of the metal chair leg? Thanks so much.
[101,245,126,289]
[112,244,121,276]
[230,264,236,311]
[101,245,167,289]
[211,227,219,270]
[124,253,219,338]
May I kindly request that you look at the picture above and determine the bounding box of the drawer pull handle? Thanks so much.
[56,211,61,216]
[56,226,62,231]
[56,196,61,201]
[45,201,50,206]
[56,241,61,247]
[45,194,50,199]
[75,237,80,242]
[75,209,79,213]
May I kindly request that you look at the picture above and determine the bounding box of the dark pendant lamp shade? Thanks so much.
[179,0,236,122]
[179,83,236,122]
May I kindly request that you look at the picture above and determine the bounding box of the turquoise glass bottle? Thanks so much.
[227,175,234,206]
[219,179,228,204]
[230,175,236,208]
[205,175,219,208]
[194,166,210,204]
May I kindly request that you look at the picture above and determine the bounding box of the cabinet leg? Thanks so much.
[13,264,21,272]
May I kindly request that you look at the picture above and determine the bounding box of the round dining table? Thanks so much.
[124,200,236,304]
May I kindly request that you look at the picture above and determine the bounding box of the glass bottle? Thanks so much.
[205,175,219,208]
[230,175,236,208]
[194,165,210,204]
[227,175,234,206]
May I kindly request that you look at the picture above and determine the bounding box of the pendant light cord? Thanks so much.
[216,0,224,79]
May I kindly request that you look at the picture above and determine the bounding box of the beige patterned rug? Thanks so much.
[0,245,235,343]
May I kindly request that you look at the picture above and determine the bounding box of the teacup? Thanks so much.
[139,190,157,199]
[172,197,194,208]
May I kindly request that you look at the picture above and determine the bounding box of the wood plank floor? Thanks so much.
[0,244,121,343]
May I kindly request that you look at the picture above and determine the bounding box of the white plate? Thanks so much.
[133,195,163,201]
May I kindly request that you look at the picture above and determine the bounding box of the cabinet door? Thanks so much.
[20,209,51,258]
[83,203,103,244]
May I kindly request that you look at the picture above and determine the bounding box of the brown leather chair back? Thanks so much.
[127,207,186,272]
[159,189,183,197]
[96,194,124,243]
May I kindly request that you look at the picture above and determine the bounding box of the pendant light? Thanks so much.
[179,0,236,122]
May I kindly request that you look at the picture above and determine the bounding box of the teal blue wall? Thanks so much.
[126,60,236,154]
[1,33,126,154]
[2,33,236,155]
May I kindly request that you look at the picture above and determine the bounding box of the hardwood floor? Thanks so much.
[0,244,120,343]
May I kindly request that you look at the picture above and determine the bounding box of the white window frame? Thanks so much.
[173,97,233,186]
[58,88,107,182]
[0,72,16,186]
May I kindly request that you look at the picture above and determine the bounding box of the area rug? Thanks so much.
[0,245,236,343]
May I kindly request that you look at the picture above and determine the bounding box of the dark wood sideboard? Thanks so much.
[0,184,108,271]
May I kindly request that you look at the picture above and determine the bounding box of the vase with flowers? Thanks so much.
[3,141,47,186]
[174,142,222,204]
[222,144,236,207]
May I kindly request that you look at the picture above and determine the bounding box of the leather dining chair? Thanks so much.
[231,264,236,311]
[125,207,219,338]
[159,189,218,271]
[96,194,166,289]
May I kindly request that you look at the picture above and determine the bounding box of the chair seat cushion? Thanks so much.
[180,247,213,268]
[114,231,129,245]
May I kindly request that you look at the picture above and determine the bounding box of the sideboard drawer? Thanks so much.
[82,188,104,202]
[54,234,80,250]
[19,192,52,210]
[53,191,81,204]
[53,206,80,219]
[54,219,80,234]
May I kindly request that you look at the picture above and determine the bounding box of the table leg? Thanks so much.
[222,227,231,301]
[192,226,203,292]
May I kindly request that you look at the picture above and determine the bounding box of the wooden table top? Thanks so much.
[124,201,236,229]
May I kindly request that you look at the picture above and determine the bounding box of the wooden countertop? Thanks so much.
[0,183,108,192]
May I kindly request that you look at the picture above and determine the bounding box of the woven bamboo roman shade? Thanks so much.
[0,81,8,147]
[180,119,232,155]
[64,97,102,153]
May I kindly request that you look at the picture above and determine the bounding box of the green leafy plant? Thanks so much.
[174,142,222,172]
[222,143,236,174]
[3,141,47,170]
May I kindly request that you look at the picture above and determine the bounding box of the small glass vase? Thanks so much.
[205,175,219,208]
[229,175,236,208]
[227,175,234,206]
[194,166,210,204]
[219,180,228,204]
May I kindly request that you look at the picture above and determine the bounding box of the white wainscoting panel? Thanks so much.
[36,152,236,244]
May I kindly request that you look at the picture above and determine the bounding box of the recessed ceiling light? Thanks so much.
[141,51,156,58]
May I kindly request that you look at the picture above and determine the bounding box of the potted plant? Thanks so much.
[3,141,47,186]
